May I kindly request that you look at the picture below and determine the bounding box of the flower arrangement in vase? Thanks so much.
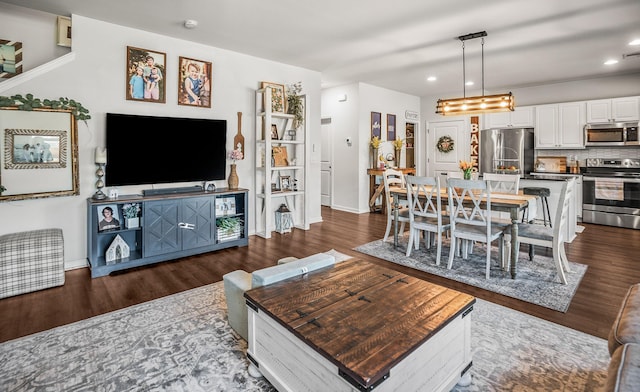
[122,203,141,228]
[228,148,243,189]
[459,160,474,180]
[370,136,381,169]
[392,138,404,167]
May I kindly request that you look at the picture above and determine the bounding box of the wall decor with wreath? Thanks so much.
[436,135,454,153]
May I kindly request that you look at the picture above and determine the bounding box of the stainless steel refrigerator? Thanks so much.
[479,128,534,178]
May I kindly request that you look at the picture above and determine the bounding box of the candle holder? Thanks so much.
[93,163,107,200]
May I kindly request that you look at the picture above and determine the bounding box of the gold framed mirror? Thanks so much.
[0,107,79,202]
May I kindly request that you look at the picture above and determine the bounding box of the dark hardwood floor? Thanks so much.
[1,206,639,343]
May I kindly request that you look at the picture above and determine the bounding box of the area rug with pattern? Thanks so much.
[0,281,607,391]
[354,234,587,312]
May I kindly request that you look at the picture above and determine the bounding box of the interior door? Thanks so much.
[320,118,332,206]
[428,120,467,186]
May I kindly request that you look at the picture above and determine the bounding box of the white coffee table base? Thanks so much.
[247,305,473,392]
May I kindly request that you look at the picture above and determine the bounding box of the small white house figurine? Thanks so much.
[106,234,130,265]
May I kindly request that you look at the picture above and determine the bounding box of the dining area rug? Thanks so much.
[354,234,587,312]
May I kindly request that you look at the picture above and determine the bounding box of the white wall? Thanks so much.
[0,8,322,269]
[321,83,420,213]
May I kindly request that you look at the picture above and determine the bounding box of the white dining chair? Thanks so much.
[505,177,575,284]
[405,175,450,265]
[483,173,520,194]
[382,168,409,242]
[446,178,510,278]
[483,173,521,223]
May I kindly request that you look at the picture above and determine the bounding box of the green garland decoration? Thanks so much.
[437,135,454,153]
[0,94,91,122]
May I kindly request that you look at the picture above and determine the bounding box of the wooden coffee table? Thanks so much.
[245,258,475,391]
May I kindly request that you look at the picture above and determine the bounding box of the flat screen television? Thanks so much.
[105,113,227,186]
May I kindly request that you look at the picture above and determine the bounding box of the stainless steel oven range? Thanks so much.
[582,158,640,229]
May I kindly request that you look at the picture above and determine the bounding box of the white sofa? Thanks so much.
[223,252,337,341]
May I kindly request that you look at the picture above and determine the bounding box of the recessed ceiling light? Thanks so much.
[629,39,640,46]
[427,76,437,82]
[604,59,619,65]
[465,81,474,86]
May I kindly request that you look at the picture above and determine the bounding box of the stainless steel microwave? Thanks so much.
[584,122,639,147]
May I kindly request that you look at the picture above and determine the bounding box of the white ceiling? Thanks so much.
[3,0,640,97]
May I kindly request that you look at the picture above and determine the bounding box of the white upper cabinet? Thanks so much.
[586,97,639,123]
[535,102,585,149]
[484,106,534,128]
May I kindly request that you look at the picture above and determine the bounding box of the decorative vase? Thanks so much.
[228,164,239,189]
[371,148,378,169]
[394,149,401,168]
[125,217,139,229]
[463,169,472,180]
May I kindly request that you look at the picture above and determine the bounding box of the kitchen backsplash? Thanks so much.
[537,147,640,167]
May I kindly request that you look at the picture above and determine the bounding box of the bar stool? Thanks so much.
[521,187,552,227]
[521,187,552,260]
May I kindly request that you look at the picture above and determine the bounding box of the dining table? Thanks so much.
[388,185,538,279]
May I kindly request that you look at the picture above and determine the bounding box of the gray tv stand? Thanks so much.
[86,188,248,278]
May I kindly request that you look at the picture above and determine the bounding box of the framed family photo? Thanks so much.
[0,39,23,79]
[371,111,381,139]
[260,81,286,114]
[126,46,166,103]
[178,56,212,108]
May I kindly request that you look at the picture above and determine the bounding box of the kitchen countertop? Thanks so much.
[527,172,583,180]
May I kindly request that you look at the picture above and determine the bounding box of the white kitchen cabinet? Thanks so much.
[586,96,639,123]
[485,106,534,128]
[535,102,585,149]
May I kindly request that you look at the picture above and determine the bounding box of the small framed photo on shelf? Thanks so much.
[216,197,237,216]
[260,81,286,114]
[97,204,121,232]
[271,124,279,140]
[271,182,280,192]
[178,56,212,108]
[280,176,291,191]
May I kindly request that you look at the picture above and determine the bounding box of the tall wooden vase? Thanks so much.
[228,164,239,189]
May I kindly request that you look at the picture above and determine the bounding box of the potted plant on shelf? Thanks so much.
[122,203,141,229]
[286,82,304,129]
[217,217,241,241]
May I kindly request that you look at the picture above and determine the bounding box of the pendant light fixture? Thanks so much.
[436,31,515,116]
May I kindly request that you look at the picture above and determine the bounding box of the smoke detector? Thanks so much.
[184,19,198,29]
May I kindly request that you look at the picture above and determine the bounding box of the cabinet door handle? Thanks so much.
[178,222,195,230]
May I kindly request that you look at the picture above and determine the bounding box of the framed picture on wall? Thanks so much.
[126,46,166,103]
[387,114,396,141]
[0,40,22,79]
[56,16,71,47]
[371,111,381,139]
[178,56,212,108]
